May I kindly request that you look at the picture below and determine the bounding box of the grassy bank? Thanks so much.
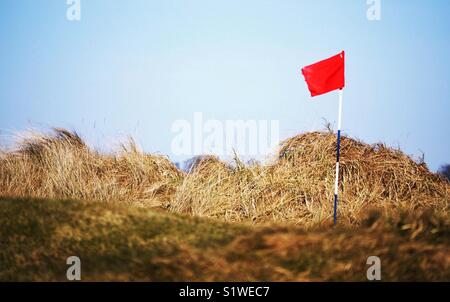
[1,197,448,281]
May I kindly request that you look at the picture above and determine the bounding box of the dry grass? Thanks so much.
[170,132,449,226]
[0,128,448,227]
[1,197,448,281]
[1,129,449,281]
[0,128,183,207]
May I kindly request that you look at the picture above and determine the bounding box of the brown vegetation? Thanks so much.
[171,132,449,226]
[1,197,448,281]
[1,129,449,281]
[0,128,183,207]
[0,128,448,227]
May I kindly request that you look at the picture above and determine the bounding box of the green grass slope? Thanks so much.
[0,197,448,281]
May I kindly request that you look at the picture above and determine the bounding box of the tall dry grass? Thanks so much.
[0,128,448,226]
[170,132,449,226]
[0,129,183,206]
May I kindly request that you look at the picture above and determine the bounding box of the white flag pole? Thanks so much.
[333,89,343,225]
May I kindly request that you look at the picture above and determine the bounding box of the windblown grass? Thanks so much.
[0,128,448,227]
[0,128,183,206]
[170,132,449,226]
[1,129,449,281]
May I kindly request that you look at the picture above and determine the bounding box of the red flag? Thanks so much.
[301,51,345,97]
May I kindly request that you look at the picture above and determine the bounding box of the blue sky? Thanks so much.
[0,0,449,170]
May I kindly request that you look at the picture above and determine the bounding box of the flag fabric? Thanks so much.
[301,51,345,97]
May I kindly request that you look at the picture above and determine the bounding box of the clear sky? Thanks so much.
[1,0,449,170]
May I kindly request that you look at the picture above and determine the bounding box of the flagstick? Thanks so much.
[334,89,343,226]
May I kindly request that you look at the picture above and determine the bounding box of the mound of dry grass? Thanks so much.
[170,131,449,226]
[0,128,448,227]
[0,128,183,206]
